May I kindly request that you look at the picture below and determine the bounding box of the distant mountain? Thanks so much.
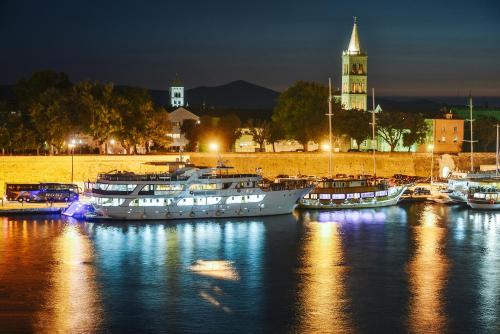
[185,80,279,110]
[375,97,443,117]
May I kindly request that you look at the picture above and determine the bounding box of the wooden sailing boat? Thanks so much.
[297,82,407,209]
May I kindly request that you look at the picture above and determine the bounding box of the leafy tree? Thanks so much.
[245,119,271,151]
[180,119,200,151]
[268,122,285,152]
[272,81,330,150]
[402,113,429,151]
[146,107,172,151]
[86,83,122,154]
[218,114,242,151]
[377,111,409,152]
[334,109,372,149]
[29,88,74,154]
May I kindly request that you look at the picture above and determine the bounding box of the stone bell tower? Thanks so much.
[341,17,367,111]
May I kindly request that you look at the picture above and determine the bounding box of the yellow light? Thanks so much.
[68,143,75,149]
[70,139,76,145]
[427,144,434,151]
[322,143,331,152]
[209,142,219,152]
[110,139,116,145]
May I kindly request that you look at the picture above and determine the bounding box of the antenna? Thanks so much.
[326,78,334,178]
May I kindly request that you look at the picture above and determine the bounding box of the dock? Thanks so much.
[0,201,68,215]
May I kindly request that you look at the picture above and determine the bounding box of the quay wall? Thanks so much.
[0,153,496,196]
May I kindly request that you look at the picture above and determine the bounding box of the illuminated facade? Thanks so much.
[170,77,184,107]
[341,18,367,111]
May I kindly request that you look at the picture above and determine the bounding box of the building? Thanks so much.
[167,107,199,151]
[418,111,464,153]
[341,17,368,111]
[170,77,185,108]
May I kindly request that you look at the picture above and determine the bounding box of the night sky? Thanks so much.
[1,0,499,96]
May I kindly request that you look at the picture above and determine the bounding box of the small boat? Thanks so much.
[467,179,500,210]
[298,177,406,209]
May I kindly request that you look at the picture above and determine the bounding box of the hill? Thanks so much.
[185,80,279,110]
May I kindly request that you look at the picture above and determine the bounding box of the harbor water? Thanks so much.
[1,203,499,333]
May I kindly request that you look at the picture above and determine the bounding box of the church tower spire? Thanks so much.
[341,17,368,111]
[347,16,361,54]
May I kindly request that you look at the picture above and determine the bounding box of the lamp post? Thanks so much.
[209,142,220,165]
[68,140,76,184]
[428,143,434,187]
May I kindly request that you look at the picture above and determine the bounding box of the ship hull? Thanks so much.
[87,187,311,220]
[298,186,406,210]
[467,201,500,210]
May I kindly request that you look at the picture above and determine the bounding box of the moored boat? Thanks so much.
[69,162,313,220]
[298,177,406,209]
[467,179,500,210]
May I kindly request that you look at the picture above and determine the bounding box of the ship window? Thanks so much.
[189,183,219,191]
[310,194,318,199]
[195,197,207,205]
[319,194,330,200]
[347,193,355,199]
[361,192,374,198]
[207,197,221,205]
[227,196,243,204]
[353,193,360,199]
[332,194,345,200]
[99,197,125,206]
[178,198,194,206]
[376,190,388,197]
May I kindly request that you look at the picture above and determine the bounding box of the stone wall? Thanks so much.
[0,152,496,196]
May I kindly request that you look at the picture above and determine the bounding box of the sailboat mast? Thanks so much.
[496,124,499,178]
[371,88,376,177]
[469,95,474,172]
[328,78,333,178]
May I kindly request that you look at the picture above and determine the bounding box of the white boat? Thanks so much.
[298,177,407,209]
[72,162,313,220]
[467,179,500,210]
[446,172,498,203]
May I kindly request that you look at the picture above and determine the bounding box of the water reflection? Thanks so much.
[407,205,449,333]
[297,212,353,333]
[35,220,103,333]
[478,212,500,330]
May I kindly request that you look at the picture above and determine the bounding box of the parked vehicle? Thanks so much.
[5,183,79,203]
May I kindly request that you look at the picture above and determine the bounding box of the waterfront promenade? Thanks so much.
[0,152,496,196]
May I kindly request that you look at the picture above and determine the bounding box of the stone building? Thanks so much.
[418,111,464,153]
[341,17,368,111]
[167,107,199,151]
[170,77,185,108]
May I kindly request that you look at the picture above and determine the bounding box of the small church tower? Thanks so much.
[341,17,368,111]
[170,76,184,108]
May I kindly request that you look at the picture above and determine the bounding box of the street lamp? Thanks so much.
[321,143,331,152]
[68,141,76,184]
[427,143,434,186]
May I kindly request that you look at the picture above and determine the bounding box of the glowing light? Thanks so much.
[427,144,434,151]
[190,260,239,281]
[109,139,116,145]
[321,143,331,152]
[209,142,219,152]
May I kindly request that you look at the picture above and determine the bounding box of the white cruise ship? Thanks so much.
[70,162,313,220]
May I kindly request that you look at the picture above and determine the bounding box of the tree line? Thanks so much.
[0,70,171,155]
[178,81,429,152]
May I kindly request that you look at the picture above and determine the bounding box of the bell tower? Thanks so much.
[170,76,184,108]
[341,17,367,111]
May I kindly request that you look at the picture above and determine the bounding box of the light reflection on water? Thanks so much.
[407,205,449,333]
[1,205,500,333]
[297,214,354,333]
